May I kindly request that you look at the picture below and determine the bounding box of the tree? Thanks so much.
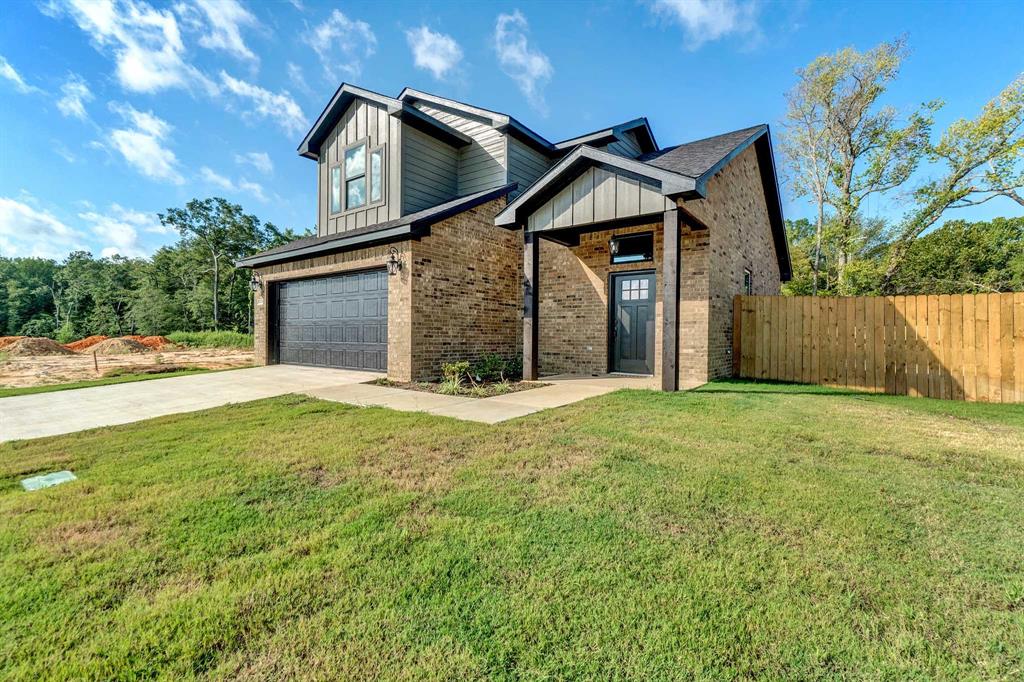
[883,74,1024,287]
[159,198,273,330]
[887,216,1024,294]
[780,71,835,294]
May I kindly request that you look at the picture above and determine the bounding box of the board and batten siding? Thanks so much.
[317,99,401,236]
[401,123,459,213]
[526,166,673,231]
[413,102,507,196]
[601,130,644,159]
[507,138,553,198]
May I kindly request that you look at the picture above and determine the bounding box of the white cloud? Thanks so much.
[405,26,463,81]
[286,61,312,95]
[190,0,260,62]
[57,73,93,119]
[649,0,760,50]
[56,0,216,94]
[235,151,273,174]
[305,9,375,80]
[106,102,185,184]
[79,203,164,257]
[199,166,267,202]
[219,71,306,135]
[0,197,85,258]
[0,54,42,94]
[493,11,553,115]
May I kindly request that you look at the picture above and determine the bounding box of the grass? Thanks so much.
[2,381,1023,679]
[0,367,218,398]
[165,330,253,349]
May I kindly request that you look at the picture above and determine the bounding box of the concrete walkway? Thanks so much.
[0,367,664,442]
[305,373,659,424]
[0,365,377,442]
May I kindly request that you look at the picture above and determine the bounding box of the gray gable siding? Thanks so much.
[526,166,673,232]
[601,130,644,159]
[412,101,507,195]
[507,137,553,198]
[401,123,458,213]
[317,98,401,236]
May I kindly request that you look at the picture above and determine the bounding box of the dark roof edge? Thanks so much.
[397,106,472,147]
[751,128,791,281]
[297,83,402,160]
[237,183,517,268]
[494,145,694,227]
[693,124,768,193]
[553,117,657,154]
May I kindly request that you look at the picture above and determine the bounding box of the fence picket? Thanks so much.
[731,293,1023,404]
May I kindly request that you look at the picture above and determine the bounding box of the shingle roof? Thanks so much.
[639,125,766,178]
[237,183,517,267]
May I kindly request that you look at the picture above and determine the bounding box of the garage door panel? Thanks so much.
[277,269,387,372]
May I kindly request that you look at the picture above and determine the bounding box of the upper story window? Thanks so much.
[610,233,653,264]
[744,268,753,295]
[331,140,386,215]
[344,143,366,209]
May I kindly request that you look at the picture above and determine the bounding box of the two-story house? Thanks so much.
[238,84,790,390]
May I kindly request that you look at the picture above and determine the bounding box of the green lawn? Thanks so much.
[0,367,215,398]
[2,383,1023,679]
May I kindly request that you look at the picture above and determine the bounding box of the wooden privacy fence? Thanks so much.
[732,293,1024,403]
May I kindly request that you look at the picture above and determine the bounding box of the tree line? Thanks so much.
[0,198,307,341]
[780,37,1023,295]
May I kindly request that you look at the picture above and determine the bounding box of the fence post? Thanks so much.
[732,295,742,377]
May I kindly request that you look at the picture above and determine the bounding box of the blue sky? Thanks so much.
[1,0,1021,261]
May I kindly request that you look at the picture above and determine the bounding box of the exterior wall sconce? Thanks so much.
[248,272,263,293]
[386,246,403,276]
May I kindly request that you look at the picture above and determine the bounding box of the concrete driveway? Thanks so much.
[0,365,378,442]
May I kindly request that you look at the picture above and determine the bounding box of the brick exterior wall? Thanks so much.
[538,223,664,376]
[408,198,521,380]
[251,197,516,382]
[683,145,782,380]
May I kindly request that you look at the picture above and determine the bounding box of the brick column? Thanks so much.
[523,231,539,380]
[661,208,680,391]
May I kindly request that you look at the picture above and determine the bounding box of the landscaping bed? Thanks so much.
[371,377,547,398]
[372,355,546,398]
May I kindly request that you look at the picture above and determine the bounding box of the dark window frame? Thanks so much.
[743,268,753,295]
[609,232,654,265]
[329,138,387,217]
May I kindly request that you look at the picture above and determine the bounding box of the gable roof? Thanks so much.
[297,84,471,160]
[494,145,694,227]
[237,184,517,268]
[639,124,766,193]
[496,123,791,280]
[553,117,658,154]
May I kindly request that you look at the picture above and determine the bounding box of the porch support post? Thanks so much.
[661,208,680,391]
[523,230,539,381]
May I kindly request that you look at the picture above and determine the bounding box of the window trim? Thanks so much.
[609,232,654,265]
[328,137,387,217]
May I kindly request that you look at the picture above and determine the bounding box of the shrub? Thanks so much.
[166,331,253,348]
[470,354,523,382]
[439,360,470,394]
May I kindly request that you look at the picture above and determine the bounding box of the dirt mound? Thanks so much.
[64,335,109,352]
[0,336,26,351]
[90,337,150,355]
[139,335,174,350]
[4,337,75,356]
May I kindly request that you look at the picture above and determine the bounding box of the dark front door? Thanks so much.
[611,272,655,374]
[276,269,388,371]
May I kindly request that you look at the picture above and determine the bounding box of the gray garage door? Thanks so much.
[276,269,387,371]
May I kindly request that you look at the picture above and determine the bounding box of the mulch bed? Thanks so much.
[370,378,548,398]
